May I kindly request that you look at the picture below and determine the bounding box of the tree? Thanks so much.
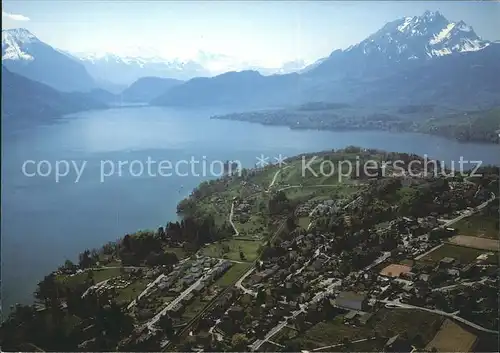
[286,215,296,231]
[62,259,78,273]
[268,191,290,215]
[158,314,174,338]
[283,340,301,352]
[145,252,178,267]
[180,336,196,352]
[35,274,59,307]
[341,337,351,351]
[79,249,92,269]
[231,333,248,351]
[157,226,166,239]
[122,234,132,251]
[256,289,267,305]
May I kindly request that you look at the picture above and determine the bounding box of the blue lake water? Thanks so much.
[2,106,499,310]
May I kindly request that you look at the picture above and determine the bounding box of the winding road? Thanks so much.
[381,300,498,334]
[229,201,240,236]
[235,267,257,296]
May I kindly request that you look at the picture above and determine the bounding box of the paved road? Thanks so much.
[267,166,290,191]
[431,278,489,293]
[250,309,304,351]
[229,202,240,236]
[127,273,167,310]
[81,277,119,298]
[146,260,223,331]
[343,195,363,210]
[277,183,365,193]
[381,300,498,334]
[442,192,496,228]
[235,267,257,296]
[414,243,444,260]
[89,265,146,270]
[312,337,376,351]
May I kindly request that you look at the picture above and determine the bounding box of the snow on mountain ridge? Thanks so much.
[72,49,308,78]
[346,10,490,61]
[429,22,456,45]
[2,28,38,61]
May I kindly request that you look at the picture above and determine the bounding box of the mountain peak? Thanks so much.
[2,28,38,43]
[2,28,40,61]
[345,10,489,61]
[422,10,445,20]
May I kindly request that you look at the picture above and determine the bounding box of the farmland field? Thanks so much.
[425,319,477,352]
[418,243,498,265]
[448,235,499,251]
[453,213,499,239]
[201,239,262,262]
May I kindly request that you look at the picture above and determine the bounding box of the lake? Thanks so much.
[2,106,499,310]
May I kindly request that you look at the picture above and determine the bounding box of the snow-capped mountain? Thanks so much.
[255,59,309,76]
[154,10,499,109]
[2,28,37,61]
[309,10,492,78]
[2,28,96,92]
[299,57,328,73]
[3,28,309,88]
[73,49,310,85]
[73,51,210,85]
[348,10,489,60]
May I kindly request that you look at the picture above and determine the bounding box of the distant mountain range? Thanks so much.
[71,52,209,85]
[2,10,499,119]
[71,51,310,85]
[120,77,183,103]
[1,66,106,126]
[2,28,96,92]
[152,10,500,109]
[2,27,311,89]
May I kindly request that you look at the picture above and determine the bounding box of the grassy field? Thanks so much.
[297,216,311,230]
[248,166,283,189]
[234,214,270,239]
[418,243,498,265]
[453,214,499,239]
[273,326,299,344]
[292,309,443,350]
[214,263,251,287]
[201,239,262,262]
[115,278,149,304]
[182,297,207,319]
[162,246,188,259]
[57,267,122,289]
[372,308,443,343]
[302,316,370,347]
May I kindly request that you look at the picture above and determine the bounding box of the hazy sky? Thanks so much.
[2,1,499,66]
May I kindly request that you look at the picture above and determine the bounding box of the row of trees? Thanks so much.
[1,283,134,351]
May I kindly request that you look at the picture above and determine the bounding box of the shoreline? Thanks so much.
[211,115,500,146]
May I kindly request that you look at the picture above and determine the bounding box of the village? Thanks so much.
[29,149,499,352]
[163,151,499,352]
